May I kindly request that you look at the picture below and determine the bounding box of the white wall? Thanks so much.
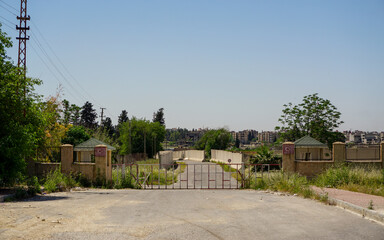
[211,150,243,164]
[172,150,205,162]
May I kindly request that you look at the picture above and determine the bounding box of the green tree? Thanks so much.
[61,125,90,146]
[70,104,81,125]
[119,117,165,158]
[0,25,45,185]
[194,128,231,158]
[80,101,97,129]
[62,99,71,125]
[275,93,344,147]
[118,110,128,125]
[152,107,165,126]
[101,117,115,138]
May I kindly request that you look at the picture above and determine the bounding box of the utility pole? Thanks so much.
[100,107,106,125]
[16,0,30,96]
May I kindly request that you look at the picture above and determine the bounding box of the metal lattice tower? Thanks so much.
[16,0,30,90]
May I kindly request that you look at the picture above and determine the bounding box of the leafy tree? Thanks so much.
[62,99,71,125]
[101,117,115,138]
[70,104,81,125]
[119,117,165,158]
[80,101,97,129]
[118,110,128,125]
[0,25,46,185]
[153,108,165,126]
[275,93,344,147]
[194,128,231,158]
[62,125,90,146]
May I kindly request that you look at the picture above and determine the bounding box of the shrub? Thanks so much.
[43,168,77,193]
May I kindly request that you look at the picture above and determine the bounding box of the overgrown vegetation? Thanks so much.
[194,128,231,158]
[112,159,187,188]
[314,164,384,197]
[43,168,78,193]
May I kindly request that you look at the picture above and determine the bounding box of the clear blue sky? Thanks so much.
[1,0,383,131]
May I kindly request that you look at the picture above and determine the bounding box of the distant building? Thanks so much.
[258,131,277,143]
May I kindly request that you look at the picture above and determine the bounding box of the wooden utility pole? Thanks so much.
[100,107,106,125]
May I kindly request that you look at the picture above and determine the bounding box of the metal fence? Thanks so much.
[345,144,381,161]
[112,163,280,190]
[36,147,61,162]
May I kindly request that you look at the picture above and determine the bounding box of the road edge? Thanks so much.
[328,197,384,225]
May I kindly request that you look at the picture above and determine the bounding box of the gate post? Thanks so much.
[381,142,384,168]
[333,142,346,164]
[282,142,295,173]
[61,144,73,174]
[94,145,111,183]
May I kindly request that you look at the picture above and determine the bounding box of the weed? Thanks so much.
[43,168,78,193]
[368,200,374,210]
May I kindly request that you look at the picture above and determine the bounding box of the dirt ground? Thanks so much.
[1,189,384,240]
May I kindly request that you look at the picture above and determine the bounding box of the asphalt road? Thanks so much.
[1,189,384,240]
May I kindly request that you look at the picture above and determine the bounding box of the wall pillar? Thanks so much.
[61,144,73,174]
[95,145,111,183]
[381,142,384,168]
[333,142,346,164]
[282,142,295,173]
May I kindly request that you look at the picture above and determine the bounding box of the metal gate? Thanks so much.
[112,162,279,190]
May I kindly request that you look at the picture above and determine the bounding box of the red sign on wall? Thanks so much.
[283,144,294,155]
[95,147,106,157]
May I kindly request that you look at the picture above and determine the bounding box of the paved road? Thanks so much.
[143,160,239,189]
[172,160,239,189]
[1,189,384,239]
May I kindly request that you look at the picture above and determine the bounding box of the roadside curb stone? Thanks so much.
[0,194,13,202]
[328,197,384,224]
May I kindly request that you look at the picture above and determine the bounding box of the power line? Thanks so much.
[0,0,18,12]
[29,41,85,103]
[29,31,89,104]
[29,21,115,118]
[0,2,18,16]
[0,15,16,26]
[0,19,16,31]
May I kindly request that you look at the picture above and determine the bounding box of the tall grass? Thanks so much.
[250,171,316,199]
[112,160,187,188]
[314,164,384,197]
[43,168,78,193]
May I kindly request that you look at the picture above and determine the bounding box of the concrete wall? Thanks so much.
[346,147,380,160]
[184,150,204,161]
[171,150,205,162]
[28,162,61,177]
[211,150,243,164]
[159,151,174,169]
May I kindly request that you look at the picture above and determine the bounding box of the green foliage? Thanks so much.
[119,117,165,158]
[62,125,90,146]
[248,146,282,169]
[314,165,384,197]
[80,101,98,129]
[252,171,315,198]
[275,93,344,147]
[194,128,231,158]
[152,107,165,126]
[43,168,77,193]
[0,26,46,185]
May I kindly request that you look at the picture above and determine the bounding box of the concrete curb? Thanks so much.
[0,194,13,202]
[328,197,384,224]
